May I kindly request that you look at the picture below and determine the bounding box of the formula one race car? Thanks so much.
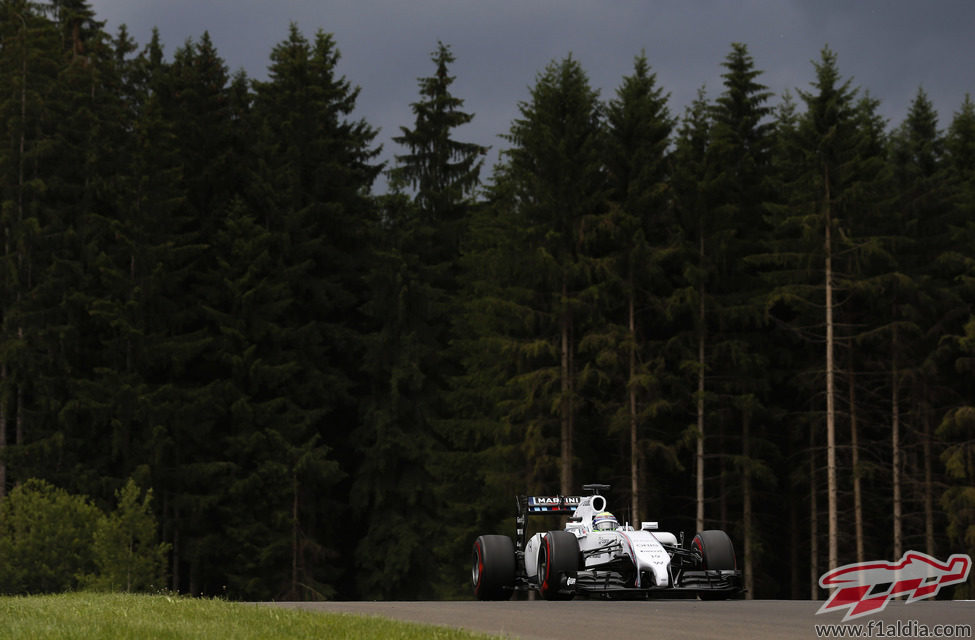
[472,484,742,600]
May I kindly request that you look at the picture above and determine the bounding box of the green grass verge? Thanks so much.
[0,592,501,640]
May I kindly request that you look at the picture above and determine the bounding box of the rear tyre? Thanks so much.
[472,535,516,600]
[691,529,737,600]
[536,530,579,601]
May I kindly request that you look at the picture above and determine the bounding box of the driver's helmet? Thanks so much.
[592,511,619,531]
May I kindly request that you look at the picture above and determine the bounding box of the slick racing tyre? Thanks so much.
[472,535,516,600]
[692,529,737,600]
[537,530,579,601]
[691,529,736,570]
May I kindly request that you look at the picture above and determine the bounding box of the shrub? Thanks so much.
[0,479,100,594]
[84,478,171,592]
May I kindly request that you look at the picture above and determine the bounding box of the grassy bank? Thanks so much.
[0,592,498,640]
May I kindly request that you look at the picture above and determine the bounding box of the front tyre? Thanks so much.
[472,535,516,600]
[536,530,579,601]
[691,530,736,570]
[691,529,737,600]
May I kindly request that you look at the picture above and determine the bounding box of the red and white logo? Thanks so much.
[817,551,971,621]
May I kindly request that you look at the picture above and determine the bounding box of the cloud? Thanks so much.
[89,0,975,184]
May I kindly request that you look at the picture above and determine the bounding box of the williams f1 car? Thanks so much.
[472,484,742,600]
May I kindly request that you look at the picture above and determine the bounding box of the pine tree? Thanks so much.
[451,172,547,543]
[0,1,55,492]
[936,94,975,599]
[706,42,775,597]
[0,0,51,497]
[888,89,953,558]
[56,18,142,492]
[0,0,118,494]
[389,41,487,229]
[85,26,180,478]
[938,318,975,599]
[203,195,345,600]
[116,30,244,595]
[671,88,715,534]
[831,94,889,567]
[764,90,828,593]
[799,48,856,575]
[356,42,487,598]
[771,47,885,579]
[252,24,380,599]
[508,56,605,496]
[944,95,975,304]
[167,31,236,225]
[603,53,675,522]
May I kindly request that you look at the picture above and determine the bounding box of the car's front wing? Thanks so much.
[513,568,742,599]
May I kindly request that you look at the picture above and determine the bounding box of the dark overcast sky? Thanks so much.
[87,0,975,181]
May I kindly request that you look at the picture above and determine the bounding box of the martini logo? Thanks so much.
[527,496,582,513]
[528,496,581,505]
[817,551,971,621]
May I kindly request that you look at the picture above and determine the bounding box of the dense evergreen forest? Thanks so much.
[2,0,975,600]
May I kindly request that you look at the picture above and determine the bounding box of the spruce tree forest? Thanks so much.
[2,1,975,601]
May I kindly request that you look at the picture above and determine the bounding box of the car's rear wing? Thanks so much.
[513,485,611,554]
[523,495,583,515]
[514,495,583,554]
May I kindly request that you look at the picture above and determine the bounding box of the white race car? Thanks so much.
[472,484,742,600]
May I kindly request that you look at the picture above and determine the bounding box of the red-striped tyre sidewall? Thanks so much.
[472,535,515,600]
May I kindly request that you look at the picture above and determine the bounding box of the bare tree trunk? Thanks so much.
[791,486,800,598]
[719,418,727,527]
[892,330,902,559]
[560,278,573,496]
[696,235,706,532]
[824,170,838,573]
[695,331,705,532]
[629,289,639,522]
[190,557,199,597]
[568,313,574,493]
[172,505,181,592]
[849,355,864,564]
[126,537,133,592]
[15,368,23,446]
[292,469,299,599]
[810,426,819,600]
[743,411,753,600]
[0,363,6,500]
[923,412,935,556]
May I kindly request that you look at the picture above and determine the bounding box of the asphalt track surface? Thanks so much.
[269,599,975,639]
